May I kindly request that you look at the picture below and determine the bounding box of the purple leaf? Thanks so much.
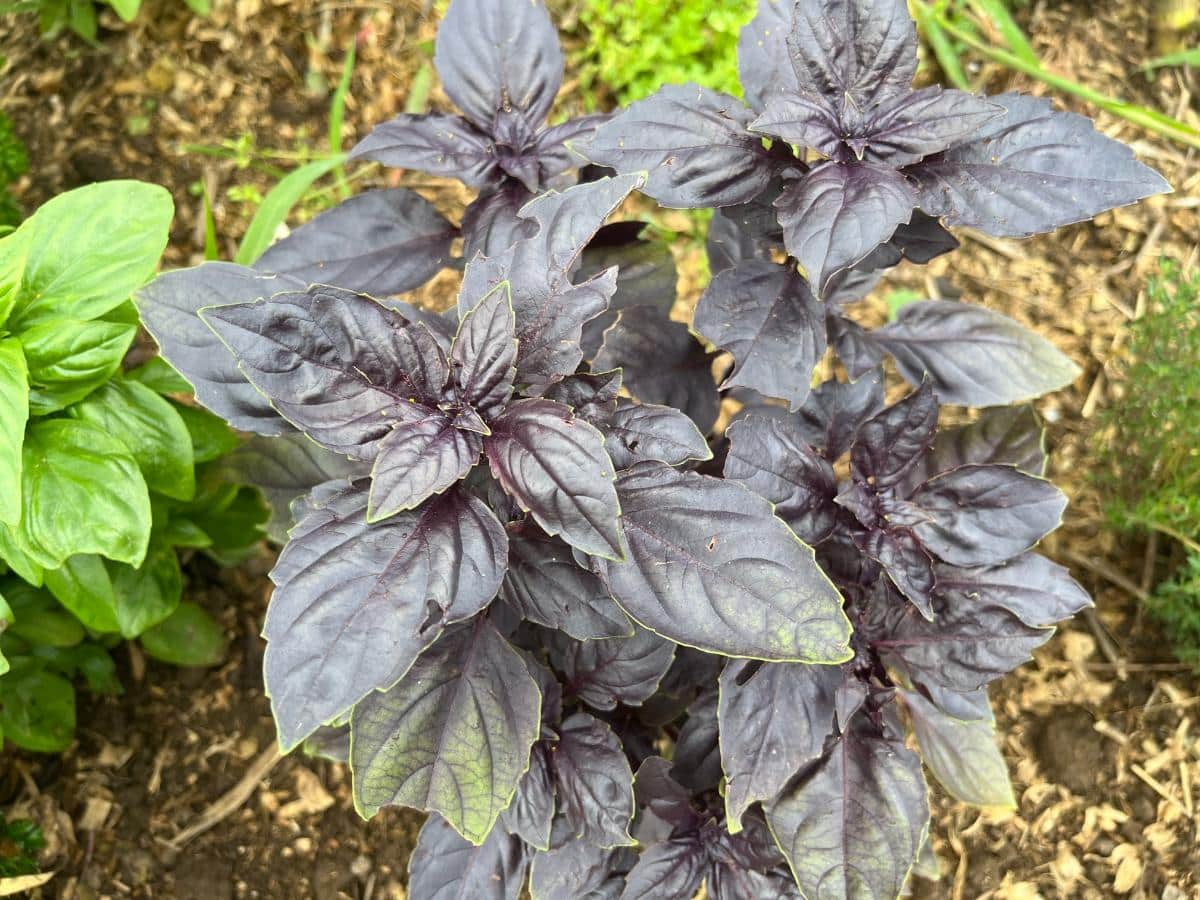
[543,370,622,425]
[853,525,936,618]
[777,161,916,297]
[134,262,301,434]
[705,183,786,274]
[462,184,538,260]
[500,743,556,850]
[694,260,827,410]
[265,482,506,750]
[750,93,842,158]
[577,225,678,358]
[548,625,675,712]
[594,306,719,434]
[862,87,1003,165]
[786,0,919,111]
[214,432,366,543]
[850,380,938,489]
[826,313,886,379]
[434,0,563,130]
[555,712,637,847]
[900,688,1016,809]
[255,188,457,295]
[368,415,483,521]
[502,521,631,640]
[620,836,708,900]
[348,113,500,187]
[536,113,611,181]
[885,210,959,264]
[672,692,722,792]
[530,841,635,899]
[910,464,1066,566]
[933,553,1092,628]
[794,367,885,460]
[874,300,1081,407]
[461,176,642,385]
[600,463,852,662]
[909,93,1170,238]
[724,415,838,544]
[588,84,775,209]
[409,814,528,900]
[202,287,449,458]
[875,594,1052,693]
[738,0,800,111]
[766,717,929,900]
[718,659,840,830]
[604,401,713,470]
[453,282,518,419]
[900,405,1046,492]
[486,398,624,559]
[350,619,542,840]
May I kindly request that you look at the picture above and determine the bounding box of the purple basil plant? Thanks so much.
[135,0,1168,897]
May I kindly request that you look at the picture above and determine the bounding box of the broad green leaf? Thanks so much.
[19,419,152,569]
[19,318,137,415]
[140,602,227,667]
[235,156,344,265]
[188,485,266,558]
[0,336,27,525]
[106,0,139,22]
[172,402,241,463]
[160,517,213,550]
[351,620,542,842]
[70,380,195,501]
[901,689,1016,809]
[0,521,44,586]
[7,603,85,648]
[0,668,76,752]
[43,554,120,633]
[126,356,192,395]
[108,540,182,638]
[5,181,173,330]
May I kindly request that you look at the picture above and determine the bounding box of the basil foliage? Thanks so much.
[135,0,1167,896]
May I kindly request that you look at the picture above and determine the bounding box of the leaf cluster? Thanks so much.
[0,182,262,753]
[1096,260,1200,668]
[0,112,27,231]
[133,0,1166,897]
[0,0,209,43]
[0,813,44,878]
[573,0,749,108]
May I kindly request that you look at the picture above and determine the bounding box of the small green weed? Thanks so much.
[572,0,751,108]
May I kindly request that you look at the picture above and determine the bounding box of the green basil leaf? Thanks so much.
[43,555,120,634]
[126,356,193,395]
[19,419,152,569]
[172,402,240,463]
[0,591,12,676]
[7,603,85,648]
[108,540,182,639]
[70,380,195,501]
[0,521,44,586]
[0,336,27,525]
[4,181,173,330]
[140,602,227,667]
[160,517,213,550]
[19,318,136,415]
[0,668,76,752]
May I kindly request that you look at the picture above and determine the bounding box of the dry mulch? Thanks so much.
[2,0,1199,897]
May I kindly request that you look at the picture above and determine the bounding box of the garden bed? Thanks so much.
[1,0,1198,896]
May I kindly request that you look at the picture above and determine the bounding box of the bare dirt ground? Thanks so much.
[1,0,1198,897]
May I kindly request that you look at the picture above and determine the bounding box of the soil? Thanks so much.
[2,0,1199,898]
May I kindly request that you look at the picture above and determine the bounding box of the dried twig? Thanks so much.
[168,745,285,848]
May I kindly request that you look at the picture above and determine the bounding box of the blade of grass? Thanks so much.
[1141,47,1200,72]
[405,62,435,115]
[912,0,972,90]
[328,38,357,201]
[235,155,345,265]
[923,5,1200,150]
[965,0,1039,68]
[202,184,220,261]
